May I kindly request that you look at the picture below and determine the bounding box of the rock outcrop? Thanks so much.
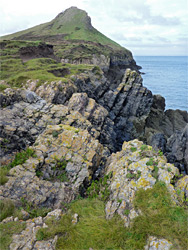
[1,65,187,172]
[145,94,188,172]
[0,124,104,207]
[105,139,179,226]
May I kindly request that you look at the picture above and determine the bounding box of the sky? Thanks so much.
[0,0,187,56]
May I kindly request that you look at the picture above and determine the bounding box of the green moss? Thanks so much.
[140,144,148,151]
[9,148,36,168]
[130,147,137,152]
[0,221,25,250]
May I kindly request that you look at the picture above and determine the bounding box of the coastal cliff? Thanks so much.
[0,7,187,250]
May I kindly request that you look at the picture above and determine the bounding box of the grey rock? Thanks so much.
[166,124,188,173]
[150,133,166,152]
[9,215,58,250]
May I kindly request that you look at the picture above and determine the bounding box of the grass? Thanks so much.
[19,197,51,218]
[86,172,112,201]
[133,181,188,249]
[0,41,95,88]
[0,199,15,222]
[0,167,9,185]
[0,83,9,92]
[0,221,25,250]
[0,198,51,223]
[36,181,188,250]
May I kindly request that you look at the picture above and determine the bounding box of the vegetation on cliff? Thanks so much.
[0,40,99,88]
[36,183,187,249]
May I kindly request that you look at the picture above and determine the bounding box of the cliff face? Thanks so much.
[0,66,187,173]
[0,7,187,250]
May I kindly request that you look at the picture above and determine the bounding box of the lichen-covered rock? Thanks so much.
[45,209,62,221]
[8,211,59,250]
[105,139,179,226]
[0,125,104,207]
[175,175,188,202]
[68,92,116,151]
[34,80,77,104]
[0,89,103,163]
[34,124,104,192]
[144,236,173,250]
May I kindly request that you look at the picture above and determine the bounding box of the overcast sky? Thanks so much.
[0,0,187,56]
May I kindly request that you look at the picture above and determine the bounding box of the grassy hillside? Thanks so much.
[0,7,135,89]
[0,7,124,51]
[0,40,97,90]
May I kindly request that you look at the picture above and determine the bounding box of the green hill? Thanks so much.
[1,7,123,51]
[0,7,137,90]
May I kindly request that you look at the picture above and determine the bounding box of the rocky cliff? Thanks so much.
[0,7,187,250]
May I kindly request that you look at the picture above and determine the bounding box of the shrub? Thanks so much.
[86,172,112,201]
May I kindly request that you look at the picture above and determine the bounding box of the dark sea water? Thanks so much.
[135,56,188,111]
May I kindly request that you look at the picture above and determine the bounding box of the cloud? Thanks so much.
[109,1,180,26]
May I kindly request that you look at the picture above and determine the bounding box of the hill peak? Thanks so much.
[53,6,93,31]
[0,7,124,51]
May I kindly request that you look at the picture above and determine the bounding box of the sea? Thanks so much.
[135,56,188,111]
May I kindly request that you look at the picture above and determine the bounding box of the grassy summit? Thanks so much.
[1,7,123,50]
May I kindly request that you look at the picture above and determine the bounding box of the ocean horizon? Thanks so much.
[135,56,188,111]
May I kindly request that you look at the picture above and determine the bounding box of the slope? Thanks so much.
[0,7,123,51]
